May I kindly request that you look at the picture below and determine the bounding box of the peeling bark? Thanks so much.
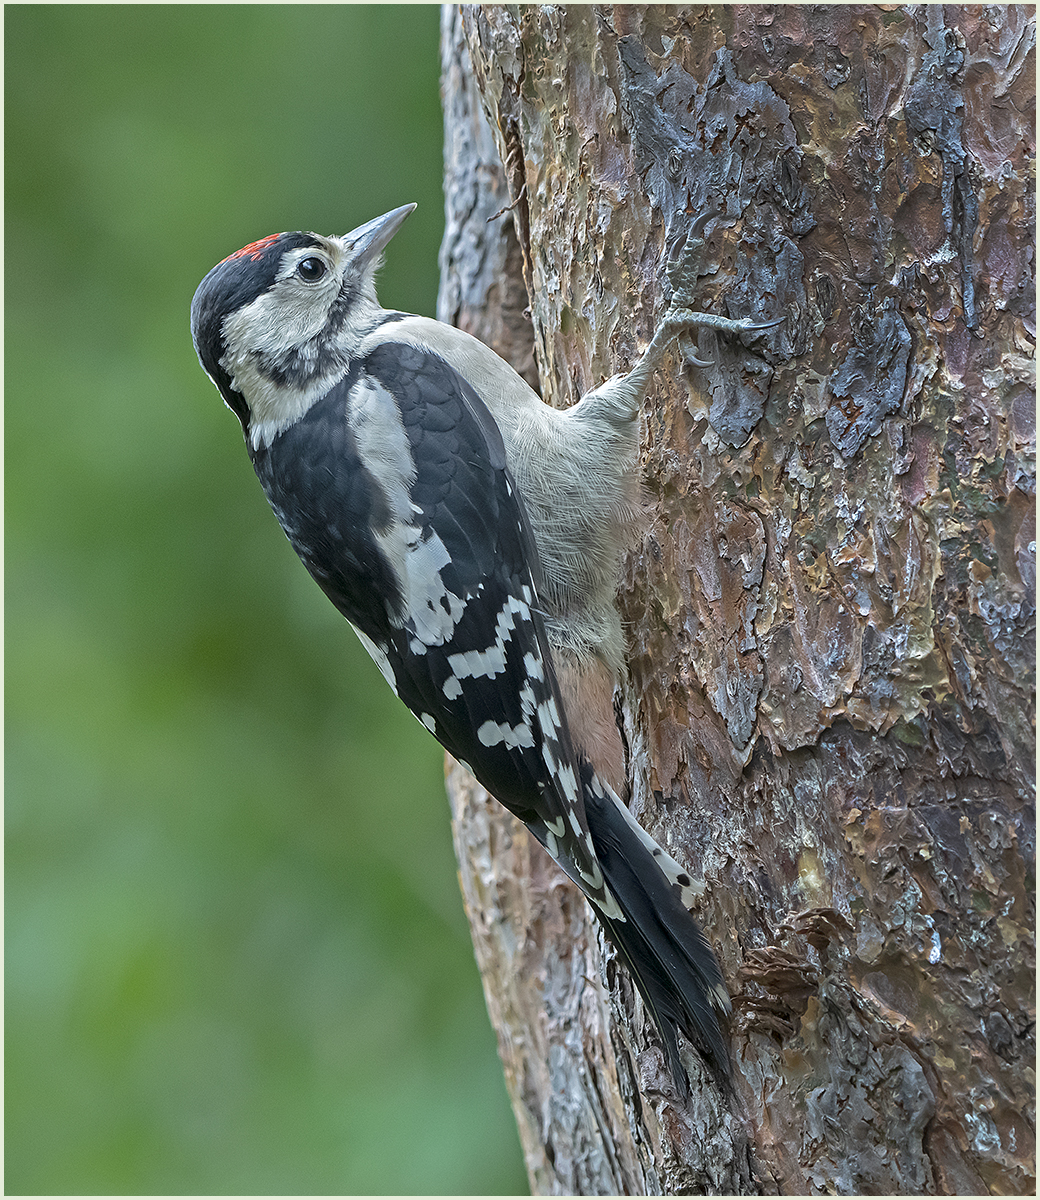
[439,6,1035,1194]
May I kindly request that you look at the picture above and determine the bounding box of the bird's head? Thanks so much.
[190,203,415,444]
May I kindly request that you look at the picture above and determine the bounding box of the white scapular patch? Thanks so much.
[476,718,536,750]
[352,626,399,696]
[347,376,466,647]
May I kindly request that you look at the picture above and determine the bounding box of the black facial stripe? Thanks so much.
[251,343,342,390]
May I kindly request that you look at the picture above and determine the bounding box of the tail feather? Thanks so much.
[582,773,730,1095]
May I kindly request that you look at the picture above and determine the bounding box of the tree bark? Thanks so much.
[438,5,1035,1194]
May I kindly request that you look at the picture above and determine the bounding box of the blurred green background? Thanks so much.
[6,5,528,1194]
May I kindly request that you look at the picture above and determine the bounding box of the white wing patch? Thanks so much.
[476,718,536,750]
[444,594,532,691]
[347,376,466,648]
[522,652,544,681]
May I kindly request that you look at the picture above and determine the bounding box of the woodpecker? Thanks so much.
[191,203,777,1095]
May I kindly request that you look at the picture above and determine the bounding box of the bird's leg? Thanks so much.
[570,212,781,426]
[625,306,782,394]
[622,212,782,394]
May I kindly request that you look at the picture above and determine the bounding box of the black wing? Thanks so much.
[251,340,604,892]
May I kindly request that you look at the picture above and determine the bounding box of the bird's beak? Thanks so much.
[340,204,416,273]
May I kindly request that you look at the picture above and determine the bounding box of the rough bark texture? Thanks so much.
[439,5,1035,1195]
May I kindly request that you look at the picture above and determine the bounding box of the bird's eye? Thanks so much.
[297,257,327,282]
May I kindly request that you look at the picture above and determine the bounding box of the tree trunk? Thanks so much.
[438,5,1035,1194]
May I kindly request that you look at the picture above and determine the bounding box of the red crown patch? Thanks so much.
[222,233,282,264]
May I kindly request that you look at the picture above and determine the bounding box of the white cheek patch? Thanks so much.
[223,273,351,449]
[347,377,466,647]
[239,359,348,450]
[224,278,334,360]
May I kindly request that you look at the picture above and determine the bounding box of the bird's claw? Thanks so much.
[676,331,713,368]
[666,306,782,337]
[651,213,782,370]
[664,309,782,370]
